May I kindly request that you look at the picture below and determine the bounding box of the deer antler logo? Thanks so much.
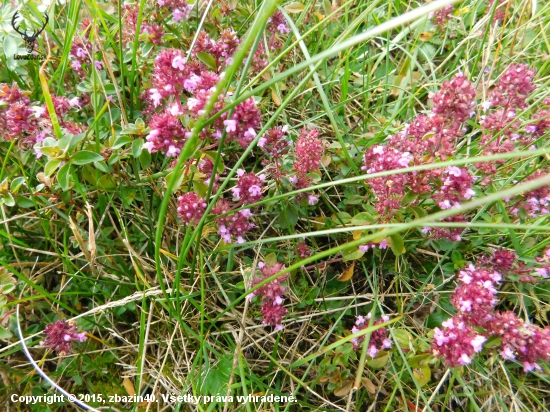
[11,11,49,54]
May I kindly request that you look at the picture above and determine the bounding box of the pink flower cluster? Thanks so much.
[511,170,550,218]
[0,84,85,152]
[365,72,477,224]
[432,317,487,367]
[145,48,263,152]
[434,166,476,210]
[350,314,392,357]
[212,199,254,244]
[248,262,288,330]
[194,29,241,66]
[41,320,87,354]
[477,64,539,178]
[177,192,207,225]
[429,5,453,26]
[359,239,388,253]
[259,125,292,180]
[144,111,188,156]
[362,145,413,218]
[450,265,501,326]
[232,169,265,204]
[486,0,508,22]
[291,128,325,202]
[124,5,164,45]
[0,83,38,142]
[487,311,550,372]
[433,259,550,372]
[157,0,192,22]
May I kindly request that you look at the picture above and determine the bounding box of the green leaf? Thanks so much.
[166,170,186,193]
[72,151,104,165]
[0,325,12,340]
[351,212,374,225]
[139,149,152,169]
[264,252,277,266]
[366,352,389,369]
[113,136,133,149]
[3,35,18,57]
[197,52,217,70]
[132,138,144,158]
[342,248,364,262]
[10,177,26,193]
[203,151,224,174]
[389,234,405,256]
[57,163,72,192]
[44,159,62,177]
[413,365,431,387]
[202,355,232,396]
[285,1,305,13]
[3,193,15,207]
[393,329,411,348]
[193,180,209,198]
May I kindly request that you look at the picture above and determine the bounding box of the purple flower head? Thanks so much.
[41,320,87,354]
[177,192,207,225]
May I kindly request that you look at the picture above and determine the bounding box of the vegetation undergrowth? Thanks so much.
[1,0,550,410]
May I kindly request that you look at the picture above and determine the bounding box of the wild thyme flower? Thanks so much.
[232,169,265,204]
[248,262,288,330]
[487,311,550,372]
[490,64,537,110]
[478,249,518,274]
[431,72,477,124]
[434,166,476,209]
[296,241,312,259]
[429,5,453,26]
[41,320,87,354]
[423,215,467,242]
[350,314,392,356]
[224,97,262,148]
[177,192,207,225]
[362,145,413,218]
[213,200,254,244]
[143,111,188,156]
[294,128,324,176]
[432,316,487,367]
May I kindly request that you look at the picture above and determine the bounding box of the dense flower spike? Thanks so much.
[157,0,193,21]
[224,97,262,148]
[41,320,87,354]
[124,4,165,44]
[434,166,476,209]
[478,249,518,274]
[487,312,550,372]
[350,314,392,357]
[451,283,498,326]
[249,262,288,330]
[213,200,254,244]
[150,48,201,102]
[293,128,324,176]
[362,145,413,218]
[486,0,507,22]
[490,64,537,110]
[429,5,453,26]
[143,111,188,156]
[432,316,487,367]
[513,171,550,218]
[232,169,265,204]
[177,192,207,225]
[431,72,477,124]
[422,215,467,242]
[296,241,312,259]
